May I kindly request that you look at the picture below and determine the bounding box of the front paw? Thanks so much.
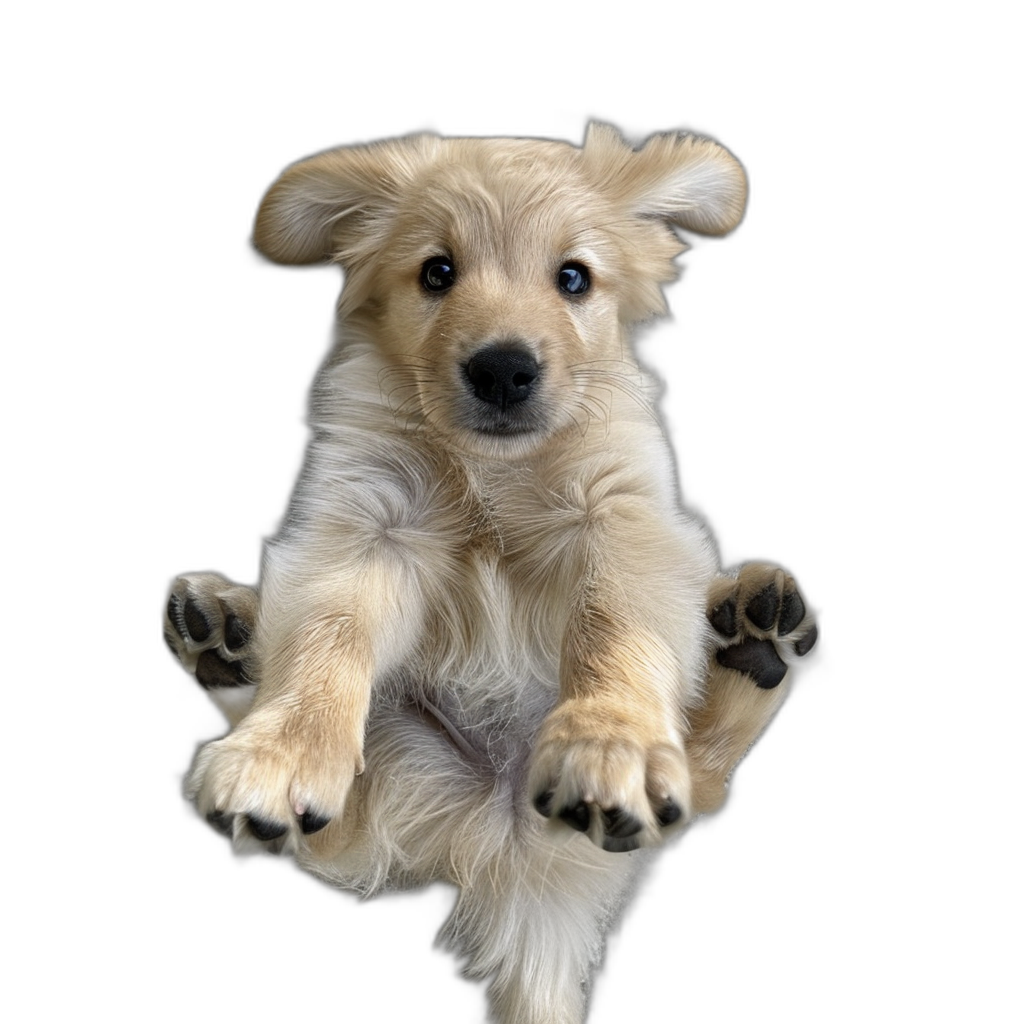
[528,700,691,853]
[187,705,362,849]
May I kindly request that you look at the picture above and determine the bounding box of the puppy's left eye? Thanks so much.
[557,262,590,296]
[421,256,456,293]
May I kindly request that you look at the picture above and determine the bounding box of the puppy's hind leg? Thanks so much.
[687,563,818,814]
[164,573,259,727]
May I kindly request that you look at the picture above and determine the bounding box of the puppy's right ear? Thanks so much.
[583,122,747,237]
[253,135,439,265]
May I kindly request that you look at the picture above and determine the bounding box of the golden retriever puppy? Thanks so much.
[165,123,817,1024]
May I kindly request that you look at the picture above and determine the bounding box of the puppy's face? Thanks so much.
[254,126,747,458]
[369,142,663,457]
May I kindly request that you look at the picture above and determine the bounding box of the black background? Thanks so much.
[116,77,860,1015]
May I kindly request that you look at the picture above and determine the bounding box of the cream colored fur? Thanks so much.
[167,123,815,1024]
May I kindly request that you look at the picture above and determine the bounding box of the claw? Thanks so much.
[299,809,331,835]
[602,834,642,853]
[559,802,591,833]
[655,798,683,828]
[247,815,289,842]
[600,807,643,839]
[794,623,818,657]
[205,810,234,837]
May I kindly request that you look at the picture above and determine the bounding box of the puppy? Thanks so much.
[165,123,817,1024]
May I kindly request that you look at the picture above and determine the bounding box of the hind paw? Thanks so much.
[708,564,817,689]
[164,574,259,720]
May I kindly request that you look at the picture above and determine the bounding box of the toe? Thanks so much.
[778,587,806,636]
[745,583,779,631]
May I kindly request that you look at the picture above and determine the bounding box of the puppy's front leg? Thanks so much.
[528,508,715,853]
[187,538,425,850]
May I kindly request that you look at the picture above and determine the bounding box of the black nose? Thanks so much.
[464,345,539,408]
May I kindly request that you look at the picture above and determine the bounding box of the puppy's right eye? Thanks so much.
[557,262,590,297]
[421,256,456,293]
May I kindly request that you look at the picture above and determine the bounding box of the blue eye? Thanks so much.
[421,256,456,292]
[558,262,590,296]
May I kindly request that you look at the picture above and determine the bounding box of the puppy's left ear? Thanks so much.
[583,122,747,235]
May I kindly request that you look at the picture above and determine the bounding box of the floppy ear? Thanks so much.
[253,134,440,265]
[582,122,747,236]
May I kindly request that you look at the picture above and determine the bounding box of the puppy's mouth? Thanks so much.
[457,343,547,438]
[470,420,538,436]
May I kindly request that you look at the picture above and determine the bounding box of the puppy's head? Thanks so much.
[254,124,746,458]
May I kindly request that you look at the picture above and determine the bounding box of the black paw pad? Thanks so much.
[559,802,591,833]
[299,809,331,835]
[195,650,249,690]
[717,638,788,689]
[205,810,234,837]
[600,807,643,840]
[224,614,251,652]
[168,593,213,643]
[655,799,683,828]
[778,589,805,636]
[794,623,818,657]
[182,597,211,642]
[745,584,779,631]
[168,592,213,643]
[533,791,554,818]
[709,598,738,638]
[246,816,288,842]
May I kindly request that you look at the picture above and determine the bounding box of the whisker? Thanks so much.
[569,362,659,426]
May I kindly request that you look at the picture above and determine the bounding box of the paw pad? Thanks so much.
[717,638,788,690]
[744,584,778,631]
[167,593,214,642]
[195,650,249,690]
[709,564,817,690]
[164,574,257,690]
[708,598,738,638]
